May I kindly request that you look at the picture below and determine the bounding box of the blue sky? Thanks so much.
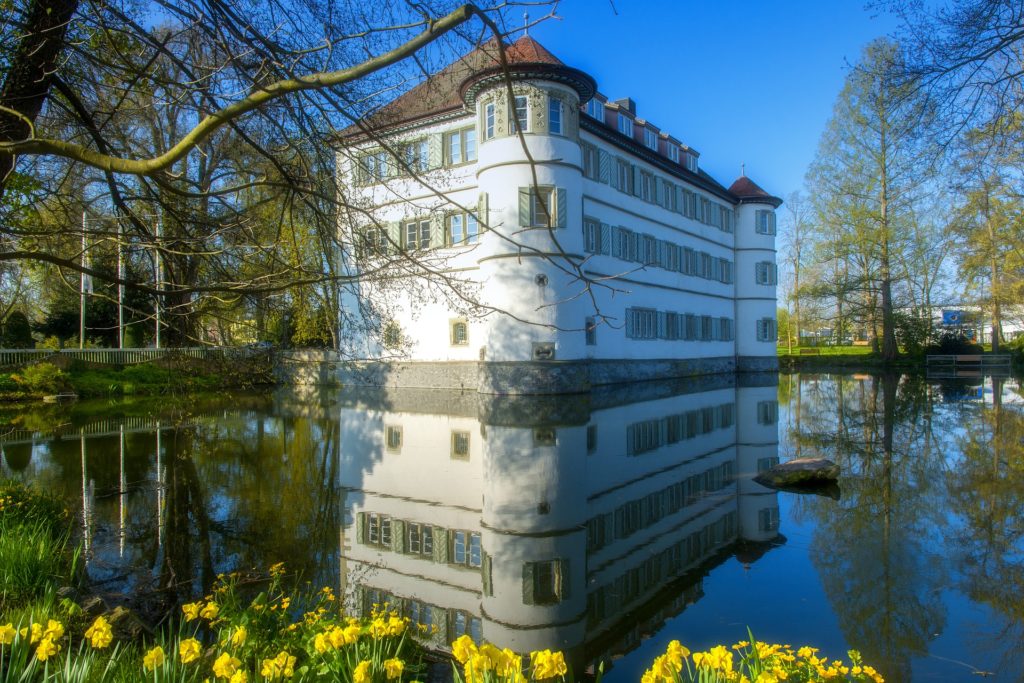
[528,1,901,201]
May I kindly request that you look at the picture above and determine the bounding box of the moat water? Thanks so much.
[1,372,1022,682]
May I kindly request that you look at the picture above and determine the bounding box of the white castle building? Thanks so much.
[336,36,781,394]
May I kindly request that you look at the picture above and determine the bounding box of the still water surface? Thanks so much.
[1,373,1022,682]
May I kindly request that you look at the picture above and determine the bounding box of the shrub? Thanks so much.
[10,363,67,395]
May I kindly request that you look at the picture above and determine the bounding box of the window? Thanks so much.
[407,522,434,556]
[755,262,778,286]
[583,217,607,254]
[756,210,777,235]
[450,319,469,346]
[404,219,430,251]
[756,318,778,342]
[581,142,600,180]
[511,95,529,133]
[757,456,780,473]
[548,96,563,135]
[626,308,657,339]
[358,149,391,182]
[685,153,698,173]
[640,171,655,202]
[615,159,631,193]
[451,530,482,567]
[360,226,389,257]
[520,186,561,228]
[403,140,429,172]
[451,611,482,643]
[525,560,564,605]
[644,128,658,151]
[445,128,476,165]
[385,425,402,452]
[617,112,633,137]
[757,400,779,425]
[484,102,495,140]
[667,145,679,163]
[451,431,470,459]
[585,97,604,119]
[447,213,479,246]
[585,317,597,346]
[758,507,780,533]
[367,513,392,547]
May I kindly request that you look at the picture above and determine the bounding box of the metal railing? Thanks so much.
[0,347,234,368]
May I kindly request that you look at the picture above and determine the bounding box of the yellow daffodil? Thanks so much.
[261,651,297,680]
[179,638,202,665]
[384,657,405,680]
[452,635,477,664]
[200,602,220,620]
[0,623,16,645]
[84,616,113,649]
[35,638,59,662]
[353,660,372,683]
[314,632,333,654]
[42,620,63,642]
[230,626,247,648]
[212,652,241,679]
[530,649,568,679]
[229,671,248,683]
[183,602,202,621]
[143,645,166,671]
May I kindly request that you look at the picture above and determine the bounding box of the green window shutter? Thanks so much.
[433,527,449,563]
[392,519,406,553]
[356,512,366,544]
[632,165,642,197]
[556,188,567,228]
[518,187,531,226]
[429,214,445,249]
[430,607,448,644]
[611,227,622,258]
[559,558,570,600]
[387,221,401,253]
[655,179,664,206]
[658,311,668,339]
[673,186,682,213]
[428,134,443,169]
[599,151,610,184]
[600,223,611,255]
[482,552,493,596]
[478,192,489,231]
[522,563,536,605]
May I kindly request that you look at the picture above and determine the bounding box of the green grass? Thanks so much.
[777,345,876,357]
[0,482,72,613]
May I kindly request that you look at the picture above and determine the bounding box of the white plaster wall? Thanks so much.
[733,202,778,358]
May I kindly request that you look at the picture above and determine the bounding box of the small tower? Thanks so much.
[459,37,596,378]
[729,175,782,372]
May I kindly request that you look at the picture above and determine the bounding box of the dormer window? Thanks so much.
[585,98,604,119]
[644,129,658,151]
[686,153,698,173]
[548,96,563,135]
[617,113,633,137]
[667,145,679,163]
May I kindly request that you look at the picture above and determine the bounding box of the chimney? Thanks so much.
[613,97,636,115]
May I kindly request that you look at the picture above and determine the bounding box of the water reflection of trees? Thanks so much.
[781,373,949,682]
[947,378,1024,679]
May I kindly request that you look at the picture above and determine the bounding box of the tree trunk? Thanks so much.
[0,0,79,198]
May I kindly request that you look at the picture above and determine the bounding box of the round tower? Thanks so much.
[459,38,596,391]
[729,176,782,372]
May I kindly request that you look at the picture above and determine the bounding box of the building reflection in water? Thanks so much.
[337,374,782,673]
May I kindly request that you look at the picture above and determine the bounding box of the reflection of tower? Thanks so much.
[480,418,588,654]
[736,376,782,544]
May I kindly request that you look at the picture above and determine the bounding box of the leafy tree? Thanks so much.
[0,309,33,347]
[807,39,937,359]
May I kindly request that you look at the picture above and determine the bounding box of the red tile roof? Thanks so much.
[728,175,783,206]
[344,36,565,136]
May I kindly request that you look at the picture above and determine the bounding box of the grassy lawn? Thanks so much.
[777,345,876,357]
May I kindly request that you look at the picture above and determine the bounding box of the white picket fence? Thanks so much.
[0,347,234,368]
